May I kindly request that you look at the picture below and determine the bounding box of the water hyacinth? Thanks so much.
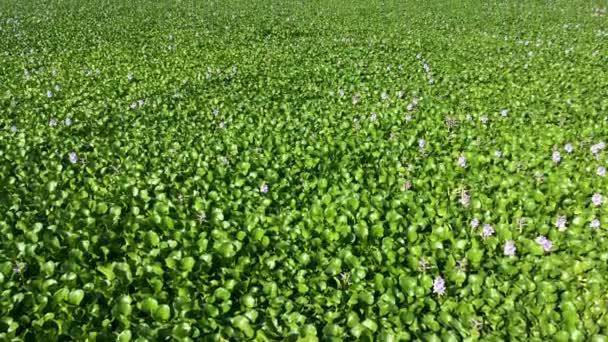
[49,118,58,127]
[411,97,419,105]
[10,125,17,133]
[460,190,471,207]
[480,115,488,124]
[590,218,600,230]
[338,89,344,97]
[591,141,606,155]
[352,94,360,105]
[504,240,517,256]
[55,84,61,92]
[137,99,145,108]
[592,193,603,207]
[370,113,377,122]
[494,150,503,158]
[406,103,414,111]
[500,109,508,117]
[259,183,269,194]
[470,218,480,229]
[552,151,561,163]
[466,114,472,121]
[397,90,404,99]
[535,236,553,252]
[597,166,606,177]
[418,139,426,148]
[482,224,495,238]
[219,121,225,129]
[555,216,567,231]
[64,117,72,126]
[457,154,467,167]
[564,143,573,153]
[432,276,446,296]
[405,114,412,122]
[130,101,137,110]
[212,107,220,117]
[380,92,389,101]
[128,72,134,81]
[68,152,78,164]
[47,90,53,98]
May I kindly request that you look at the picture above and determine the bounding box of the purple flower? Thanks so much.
[555,216,567,231]
[535,236,553,252]
[592,193,603,207]
[259,183,269,194]
[64,117,72,126]
[552,151,561,163]
[10,125,17,133]
[591,141,606,155]
[460,191,470,207]
[482,224,495,238]
[470,218,480,229]
[596,166,606,177]
[49,118,57,127]
[590,218,600,229]
[564,143,573,153]
[494,150,502,158]
[500,109,509,117]
[68,152,78,164]
[432,276,446,296]
[457,154,467,168]
[480,115,488,124]
[47,90,53,98]
[504,240,517,256]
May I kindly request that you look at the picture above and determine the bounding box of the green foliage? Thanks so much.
[0,0,607,340]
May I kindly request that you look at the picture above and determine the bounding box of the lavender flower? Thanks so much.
[564,143,573,153]
[260,183,269,194]
[10,125,17,133]
[418,139,426,148]
[500,109,508,117]
[482,224,495,238]
[504,240,517,256]
[64,117,72,126]
[552,151,561,163]
[432,276,446,296]
[555,216,567,231]
[592,193,603,207]
[494,150,503,158]
[460,191,471,207]
[535,236,553,252]
[480,115,488,124]
[591,142,606,155]
[68,152,78,164]
[596,166,606,177]
[470,218,480,229]
[49,118,57,127]
[457,154,467,167]
[47,90,53,98]
[590,218,600,230]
